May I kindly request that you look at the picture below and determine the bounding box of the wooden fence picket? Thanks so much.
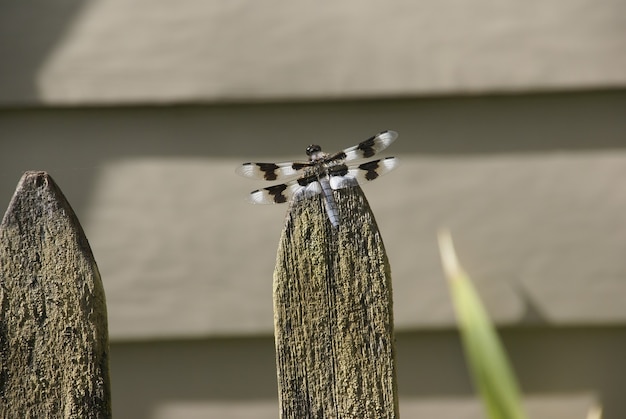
[0,171,111,419]
[273,185,399,418]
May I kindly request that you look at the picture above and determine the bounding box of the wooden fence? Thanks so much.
[0,171,398,418]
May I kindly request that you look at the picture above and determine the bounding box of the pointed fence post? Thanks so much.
[0,171,111,418]
[273,186,399,418]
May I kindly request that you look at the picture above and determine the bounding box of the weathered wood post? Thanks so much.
[0,171,111,418]
[273,185,398,418]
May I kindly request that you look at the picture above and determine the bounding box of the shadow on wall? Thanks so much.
[0,91,625,227]
[0,0,87,104]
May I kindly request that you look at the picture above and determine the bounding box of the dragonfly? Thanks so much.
[236,130,399,228]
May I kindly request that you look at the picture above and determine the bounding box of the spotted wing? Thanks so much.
[236,160,313,182]
[329,157,399,190]
[248,174,323,204]
[338,130,398,162]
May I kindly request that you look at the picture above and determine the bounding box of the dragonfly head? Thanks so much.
[306,144,322,156]
[306,144,325,161]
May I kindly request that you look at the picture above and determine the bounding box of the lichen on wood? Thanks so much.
[273,185,398,418]
[0,171,111,419]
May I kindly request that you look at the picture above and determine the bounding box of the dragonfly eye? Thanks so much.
[306,144,322,156]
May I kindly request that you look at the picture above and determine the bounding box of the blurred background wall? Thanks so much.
[1,1,625,417]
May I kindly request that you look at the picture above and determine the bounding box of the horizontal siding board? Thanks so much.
[0,0,625,105]
[0,92,624,338]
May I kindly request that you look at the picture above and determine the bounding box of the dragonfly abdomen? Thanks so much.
[319,177,340,228]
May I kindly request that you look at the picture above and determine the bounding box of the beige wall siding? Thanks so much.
[1,92,625,339]
[1,0,625,105]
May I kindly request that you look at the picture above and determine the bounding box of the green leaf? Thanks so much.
[586,404,603,419]
[438,230,528,419]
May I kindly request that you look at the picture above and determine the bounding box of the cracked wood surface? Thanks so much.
[273,186,398,418]
[0,171,111,419]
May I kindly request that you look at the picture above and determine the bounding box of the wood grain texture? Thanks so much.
[273,186,398,418]
[0,172,111,418]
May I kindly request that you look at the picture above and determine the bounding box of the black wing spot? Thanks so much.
[264,184,288,203]
[357,135,377,158]
[328,151,347,162]
[359,160,381,181]
[328,164,349,177]
[297,174,318,187]
[256,163,280,181]
[292,162,310,171]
